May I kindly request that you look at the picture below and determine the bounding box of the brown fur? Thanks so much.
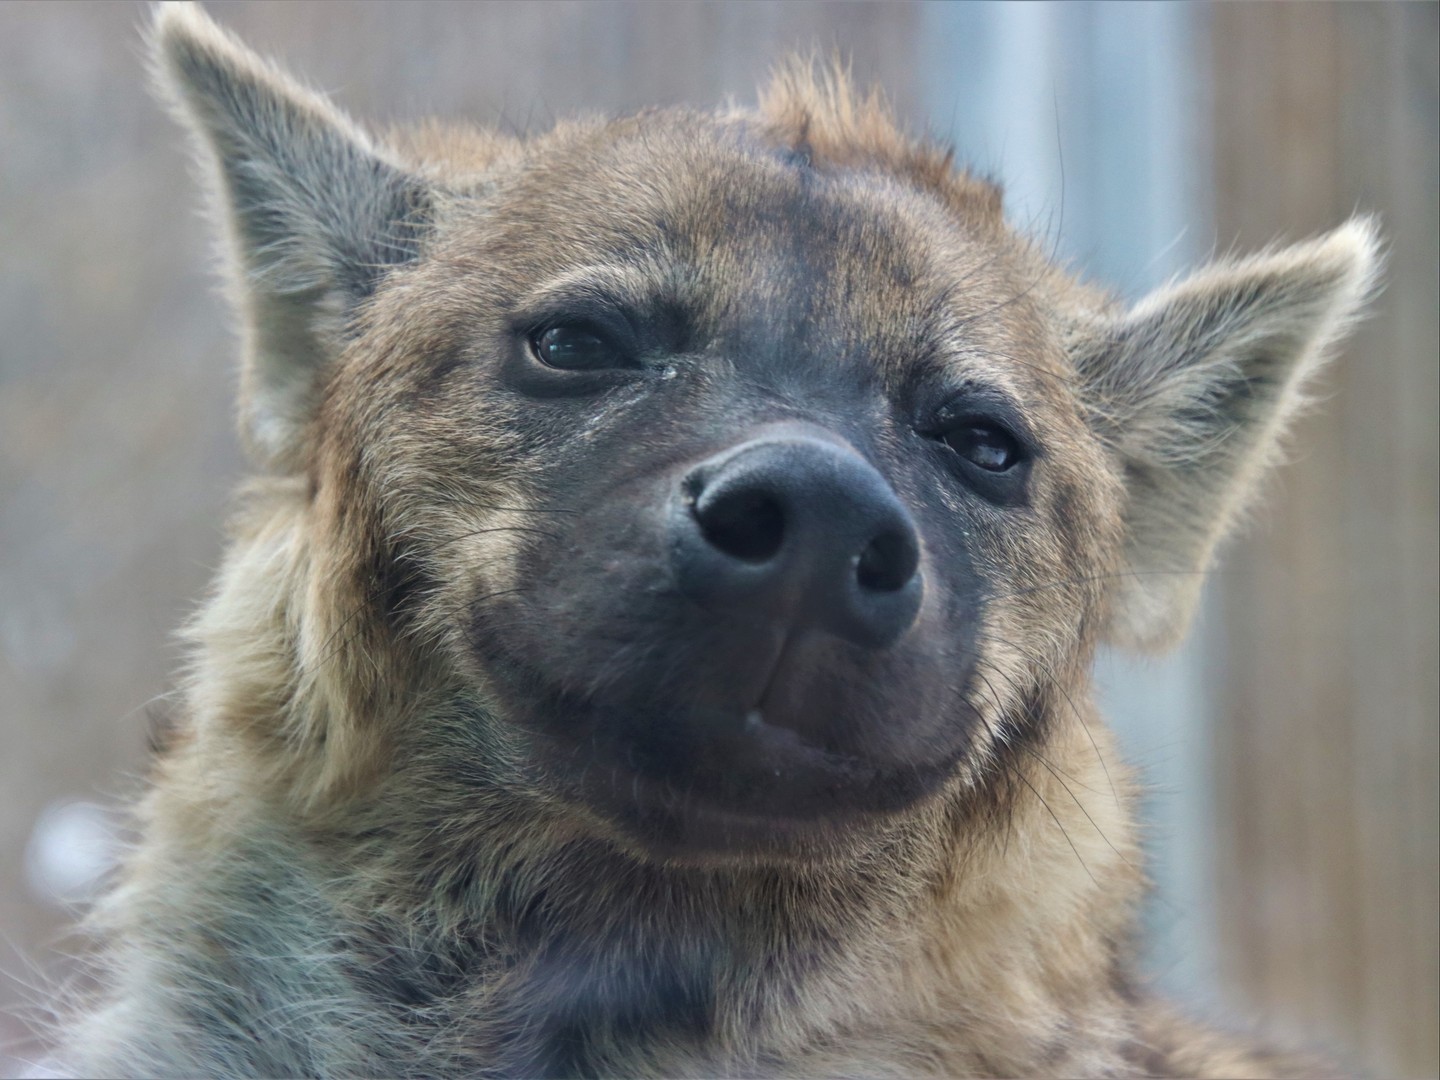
[53,4,1376,1077]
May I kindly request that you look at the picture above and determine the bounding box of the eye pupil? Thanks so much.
[533,325,625,371]
[944,423,1019,472]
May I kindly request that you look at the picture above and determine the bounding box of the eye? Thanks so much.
[942,422,1022,472]
[530,323,632,371]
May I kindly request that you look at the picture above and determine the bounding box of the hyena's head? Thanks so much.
[154,5,1377,864]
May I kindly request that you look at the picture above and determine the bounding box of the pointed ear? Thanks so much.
[151,2,432,470]
[1073,219,1382,651]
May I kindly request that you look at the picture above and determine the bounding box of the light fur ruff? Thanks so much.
[52,4,1379,1077]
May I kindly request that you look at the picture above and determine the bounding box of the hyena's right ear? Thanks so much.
[151,2,431,470]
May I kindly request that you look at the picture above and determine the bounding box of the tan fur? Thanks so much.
[52,4,1376,1077]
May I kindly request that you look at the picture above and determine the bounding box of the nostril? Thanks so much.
[695,487,785,563]
[855,529,919,593]
[677,435,924,648]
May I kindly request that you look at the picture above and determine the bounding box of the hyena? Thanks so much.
[54,3,1378,1077]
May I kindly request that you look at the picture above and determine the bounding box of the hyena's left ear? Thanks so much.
[151,2,432,470]
[1072,218,1382,652]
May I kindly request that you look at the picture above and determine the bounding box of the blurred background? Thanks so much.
[1,2,1434,1076]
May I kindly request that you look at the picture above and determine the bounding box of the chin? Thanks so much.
[497,678,972,866]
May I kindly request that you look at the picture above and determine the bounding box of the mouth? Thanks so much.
[468,563,981,860]
[490,665,962,860]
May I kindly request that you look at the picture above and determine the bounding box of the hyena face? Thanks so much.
[153,4,1375,871]
[337,117,1124,860]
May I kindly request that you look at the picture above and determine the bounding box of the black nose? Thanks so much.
[673,433,923,649]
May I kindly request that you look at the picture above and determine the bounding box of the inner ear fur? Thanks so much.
[1072,218,1382,652]
[150,2,432,471]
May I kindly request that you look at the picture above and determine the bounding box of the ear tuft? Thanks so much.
[149,2,432,471]
[1075,217,1382,651]
[149,1,388,189]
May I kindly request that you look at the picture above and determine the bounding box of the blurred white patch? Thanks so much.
[23,799,118,908]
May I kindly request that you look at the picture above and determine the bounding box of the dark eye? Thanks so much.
[942,422,1022,472]
[530,324,631,371]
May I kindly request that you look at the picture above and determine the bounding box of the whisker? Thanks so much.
[949,637,1120,880]
[983,631,1119,809]
[1018,743,1132,869]
[1003,760,1096,886]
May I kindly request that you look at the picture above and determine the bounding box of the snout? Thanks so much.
[474,424,975,857]
[672,430,923,650]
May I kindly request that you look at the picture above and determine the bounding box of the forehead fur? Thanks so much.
[395,58,1006,240]
[755,59,1005,231]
